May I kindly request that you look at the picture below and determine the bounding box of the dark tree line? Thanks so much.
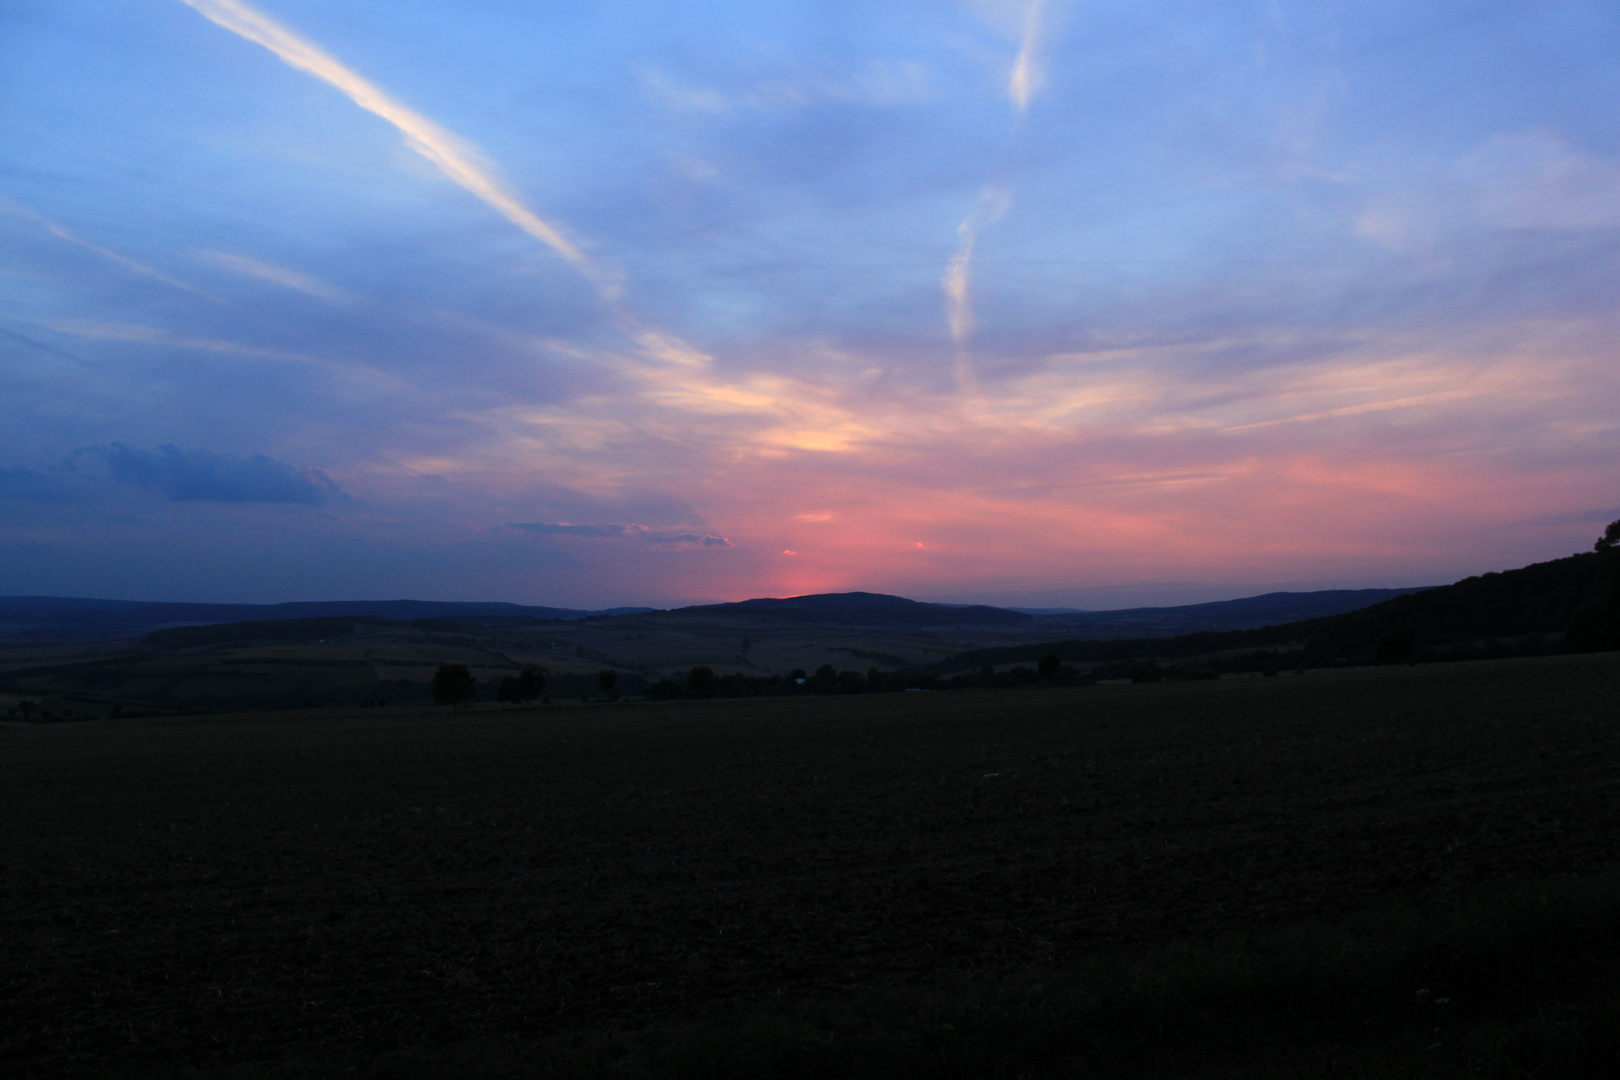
[642,659,1091,700]
[495,667,547,704]
[429,665,631,707]
[942,529,1620,673]
[1566,519,1620,651]
[429,664,477,709]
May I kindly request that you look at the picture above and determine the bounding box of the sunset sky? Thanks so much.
[3,0,1617,608]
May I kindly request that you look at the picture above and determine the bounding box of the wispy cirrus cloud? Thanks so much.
[46,318,314,361]
[1006,0,1050,116]
[503,521,732,548]
[196,250,352,302]
[1471,132,1620,231]
[6,1,1618,609]
[957,0,1062,120]
[176,0,614,297]
[0,197,214,298]
[942,1,1062,390]
[942,184,1010,390]
[504,521,645,538]
[0,325,89,366]
[641,59,933,114]
[43,318,411,396]
[176,0,740,424]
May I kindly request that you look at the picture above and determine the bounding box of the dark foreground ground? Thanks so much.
[3,654,1619,1077]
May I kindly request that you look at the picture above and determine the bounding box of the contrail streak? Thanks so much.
[0,325,95,367]
[178,2,815,437]
[942,1,1057,392]
[943,186,1010,345]
[942,239,975,345]
[1008,0,1048,116]
[1,197,213,298]
[943,186,1010,394]
[177,0,612,296]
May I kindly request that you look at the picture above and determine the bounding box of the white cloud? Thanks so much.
[943,184,1012,348]
[942,186,1012,394]
[1007,0,1047,114]
[968,0,1061,114]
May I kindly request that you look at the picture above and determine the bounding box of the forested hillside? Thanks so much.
[942,549,1615,672]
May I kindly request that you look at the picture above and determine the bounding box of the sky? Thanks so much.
[2,0,1618,609]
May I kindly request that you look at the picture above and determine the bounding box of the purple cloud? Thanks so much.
[85,444,343,506]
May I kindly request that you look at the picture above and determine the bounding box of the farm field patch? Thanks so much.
[2,653,1618,1076]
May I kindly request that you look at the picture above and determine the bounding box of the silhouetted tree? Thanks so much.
[808,663,838,693]
[430,663,477,709]
[1595,518,1620,553]
[598,669,618,696]
[687,665,715,696]
[516,667,546,702]
[497,667,546,704]
[1038,652,1062,679]
[1567,519,1620,651]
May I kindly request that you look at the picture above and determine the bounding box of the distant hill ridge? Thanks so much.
[939,551,1611,671]
[0,597,653,639]
[677,591,1033,626]
[1014,588,1431,637]
[2,586,1441,640]
[677,587,1433,632]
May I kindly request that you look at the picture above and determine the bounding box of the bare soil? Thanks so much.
[2,653,1618,1075]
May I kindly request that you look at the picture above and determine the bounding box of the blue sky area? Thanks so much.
[3,1,1617,606]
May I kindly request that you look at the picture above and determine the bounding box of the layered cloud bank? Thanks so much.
[1,1,1616,605]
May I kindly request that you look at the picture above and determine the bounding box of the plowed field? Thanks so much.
[3,653,1618,1076]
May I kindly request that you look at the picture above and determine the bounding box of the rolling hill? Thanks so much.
[1012,588,1430,637]
[3,586,1437,642]
[0,596,653,640]
[677,591,1033,626]
[940,550,1613,671]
